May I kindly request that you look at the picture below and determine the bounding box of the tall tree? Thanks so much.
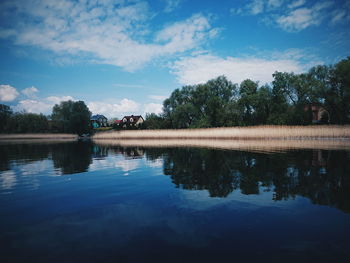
[163,76,238,128]
[309,58,350,124]
[238,79,259,125]
[51,100,91,135]
[330,57,350,124]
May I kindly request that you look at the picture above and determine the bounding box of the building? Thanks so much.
[121,115,144,128]
[91,114,108,128]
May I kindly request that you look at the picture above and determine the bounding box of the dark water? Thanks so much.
[1,141,350,263]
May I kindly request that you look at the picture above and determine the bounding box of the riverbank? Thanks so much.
[0,133,78,140]
[93,125,350,140]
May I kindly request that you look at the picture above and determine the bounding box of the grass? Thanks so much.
[94,127,113,132]
[93,125,350,140]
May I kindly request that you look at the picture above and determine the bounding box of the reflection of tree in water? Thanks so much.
[0,142,93,175]
[2,142,349,212]
[93,145,145,159]
[294,150,350,213]
[163,148,240,197]
[51,142,92,174]
[0,143,51,171]
[160,147,350,213]
[118,147,145,159]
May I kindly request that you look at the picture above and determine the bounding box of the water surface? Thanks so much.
[1,141,350,262]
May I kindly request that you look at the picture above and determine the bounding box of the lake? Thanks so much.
[1,141,350,262]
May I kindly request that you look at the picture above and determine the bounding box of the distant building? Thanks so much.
[121,115,144,128]
[304,104,329,124]
[91,114,108,128]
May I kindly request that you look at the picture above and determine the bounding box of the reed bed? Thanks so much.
[93,138,350,153]
[93,125,350,140]
[0,133,78,140]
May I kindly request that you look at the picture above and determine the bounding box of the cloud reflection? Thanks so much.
[0,170,17,190]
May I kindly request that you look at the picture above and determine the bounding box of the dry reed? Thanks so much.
[93,125,350,140]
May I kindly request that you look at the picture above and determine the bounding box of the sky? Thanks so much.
[0,0,349,118]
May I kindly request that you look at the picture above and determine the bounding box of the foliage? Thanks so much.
[5,112,49,133]
[152,56,350,128]
[0,104,13,133]
[163,76,238,128]
[144,113,167,129]
[51,100,91,135]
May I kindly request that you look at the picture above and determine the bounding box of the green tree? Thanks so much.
[144,113,166,129]
[238,79,259,125]
[255,84,272,124]
[0,104,13,133]
[160,56,350,126]
[5,112,49,133]
[308,58,350,124]
[329,57,350,124]
[163,76,238,128]
[269,72,293,124]
[51,100,91,135]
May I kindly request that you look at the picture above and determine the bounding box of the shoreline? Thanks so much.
[0,133,78,140]
[1,126,350,142]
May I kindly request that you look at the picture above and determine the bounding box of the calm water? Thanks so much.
[1,141,350,263]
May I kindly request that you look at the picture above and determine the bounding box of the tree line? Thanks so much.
[1,56,349,133]
[0,101,91,135]
[144,56,350,129]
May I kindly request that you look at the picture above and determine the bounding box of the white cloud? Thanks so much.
[232,0,282,15]
[276,8,319,31]
[276,2,333,31]
[330,7,350,25]
[0,84,19,101]
[16,99,52,114]
[144,103,163,115]
[163,0,181,13]
[13,94,163,117]
[234,0,338,32]
[331,10,347,24]
[15,95,75,114]
[171,52,312,85]
[46,95,74,104]
[267,0,284,9]
[155,14,215,54]
[287,0,306,9]
[247,0,264,15]
[88,99,164,118]
[21,86,39,98]
[148,95,167,101]
[0,0,216,71]
[88,98,140,118]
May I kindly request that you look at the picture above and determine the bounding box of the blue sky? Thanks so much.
[0,0,349,118]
